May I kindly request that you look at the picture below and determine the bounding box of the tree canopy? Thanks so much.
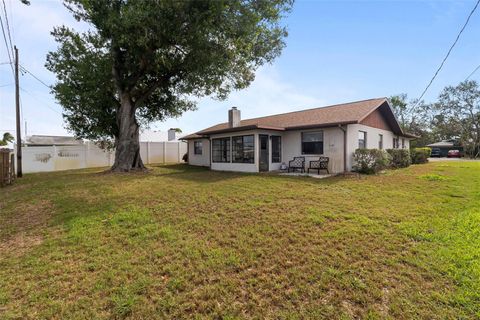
[390,80,480,157]
[46,0,293,171]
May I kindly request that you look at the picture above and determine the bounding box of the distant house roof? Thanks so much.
[25,135,84,146]
[184,98,416,139]
[427,140,459,148]
[140,129,185,142]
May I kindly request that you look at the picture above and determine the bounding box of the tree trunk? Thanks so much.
[111,92,146,172]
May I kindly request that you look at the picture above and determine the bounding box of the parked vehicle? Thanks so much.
[447,150,461,158]
[430,148,441,157]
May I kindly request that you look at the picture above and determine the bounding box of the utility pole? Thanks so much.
[14,45,22,177]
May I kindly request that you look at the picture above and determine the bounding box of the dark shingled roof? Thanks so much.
[184,98,415,139]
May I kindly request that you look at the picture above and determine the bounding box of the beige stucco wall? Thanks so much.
[188,138,210,167]
[346,124,411,170]
[187,124,412,173]
[189,128,346,173]
[282,127,345,173]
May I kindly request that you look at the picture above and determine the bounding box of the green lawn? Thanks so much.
[0,162,479,319]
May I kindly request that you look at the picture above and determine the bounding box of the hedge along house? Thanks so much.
[182,98,416,173]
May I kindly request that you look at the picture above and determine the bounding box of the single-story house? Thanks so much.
[182,98,415,173]
[25,135,84,147]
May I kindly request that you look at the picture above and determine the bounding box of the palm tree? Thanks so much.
[0,132,14,146]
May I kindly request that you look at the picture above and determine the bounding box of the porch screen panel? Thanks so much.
[272,136,281,163]
[212,138,231,162]
[301,131,323,154]
[232,135,254,163]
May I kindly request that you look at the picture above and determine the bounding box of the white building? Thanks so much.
[182,98,415,173]
[140,128,184,142]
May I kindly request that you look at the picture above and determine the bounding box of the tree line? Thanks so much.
[390,80,480,158]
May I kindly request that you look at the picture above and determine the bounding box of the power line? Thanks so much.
[1,0,14,58]
[19,86,62,115]
[20,65,51,89]
[0,15,14,76]
[466,63,480,81]
[413,0,480,108]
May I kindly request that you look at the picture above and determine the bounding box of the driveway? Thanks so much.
[428,157,477,162]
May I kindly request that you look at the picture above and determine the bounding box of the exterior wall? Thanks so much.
[346,124,411,170]
[191,127,346,173]
[188,138,210,167]
[187,124,412,174]
[283,127,345,173]
[17,141,187,174]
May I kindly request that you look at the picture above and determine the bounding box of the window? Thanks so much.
[212,138,230,162]
[393,137,399,149]
[358,131,367,149]
[232,135,254,163]
[302,131,323,154]
[401,138,405,149]
[378,134,383,150]
[194,141,203,155]
[272,136,281,163]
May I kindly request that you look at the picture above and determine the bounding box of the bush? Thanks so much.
[411,147,431,164]
[353,148,391,174]
[386,149,411,168]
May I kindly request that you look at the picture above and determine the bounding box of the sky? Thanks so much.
[1,0,479,140]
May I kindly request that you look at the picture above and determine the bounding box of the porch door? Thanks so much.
[259,135,269,172]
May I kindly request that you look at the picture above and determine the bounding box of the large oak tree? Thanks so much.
[47,0,293,171]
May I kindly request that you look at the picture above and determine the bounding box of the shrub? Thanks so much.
[386,149,411,168]
[353,148,391,174]
[411,147,431,164]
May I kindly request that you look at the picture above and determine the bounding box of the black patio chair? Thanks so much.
[288,156,305,173]
[308,156,329,174]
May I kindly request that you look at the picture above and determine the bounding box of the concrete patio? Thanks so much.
[278,172,334,179]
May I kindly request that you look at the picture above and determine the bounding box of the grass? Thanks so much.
[0,161,479,319]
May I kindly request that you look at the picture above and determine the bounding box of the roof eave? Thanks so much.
[285,121,356,130]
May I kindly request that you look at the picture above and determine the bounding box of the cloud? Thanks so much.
[154,66,326,134]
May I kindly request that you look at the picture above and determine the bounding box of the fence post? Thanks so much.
[10,153,15,183]
[84,141,89,169]
[177,142,181,162]
[0,151,5,187]
[163,142,166,164]
[147,141,151,165]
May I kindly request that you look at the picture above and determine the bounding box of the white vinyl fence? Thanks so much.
[17,141,187,173]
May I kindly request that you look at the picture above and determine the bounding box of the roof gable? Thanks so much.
[358,101,403,135]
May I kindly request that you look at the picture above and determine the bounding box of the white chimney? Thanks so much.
[228,107,241,128]
[168,128,177,141]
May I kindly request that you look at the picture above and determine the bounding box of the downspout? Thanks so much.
[339,124,347,172]
[208,137,212,169]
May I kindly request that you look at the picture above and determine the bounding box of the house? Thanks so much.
[182,98,415,173]
[25,135,84,147]
[427,140,463,157]
[140,128,185,142]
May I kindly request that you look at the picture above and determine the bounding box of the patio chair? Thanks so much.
[288,157,305,173]
[308,156,329,174]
